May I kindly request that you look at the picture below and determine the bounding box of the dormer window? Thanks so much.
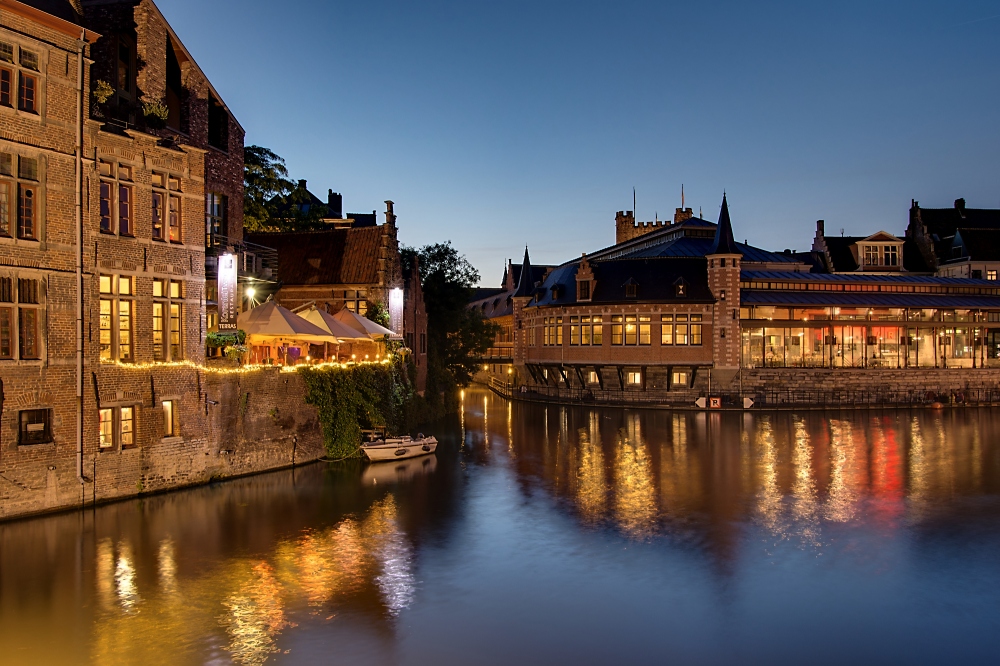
[856,233,903,270]
[578,280,591,301]
[623,278,638,298]
[674,278,687,298]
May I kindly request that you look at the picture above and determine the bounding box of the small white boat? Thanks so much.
[361,431,437,462]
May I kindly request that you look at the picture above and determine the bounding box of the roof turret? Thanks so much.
[708,193,741,256]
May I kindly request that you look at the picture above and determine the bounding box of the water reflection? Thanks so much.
[2,389,1000,664]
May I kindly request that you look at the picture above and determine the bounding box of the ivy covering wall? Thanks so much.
[300,359,418,459]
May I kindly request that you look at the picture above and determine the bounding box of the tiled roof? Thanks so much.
[916,203,1000,240]
[246,227,384,286]
[820,237,930,273]
[21,0,80,23]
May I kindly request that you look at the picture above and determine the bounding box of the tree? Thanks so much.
[244,145,293,231]
[244,146,330,232]
[402,242,499,407]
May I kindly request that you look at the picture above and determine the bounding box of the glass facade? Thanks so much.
[741,306,1000,368]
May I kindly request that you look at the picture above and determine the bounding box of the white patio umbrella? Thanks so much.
[237,301,338,343]
[295,306,371,341]
[332,307,397,339]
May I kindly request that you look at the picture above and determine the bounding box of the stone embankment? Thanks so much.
[1,368,324,521]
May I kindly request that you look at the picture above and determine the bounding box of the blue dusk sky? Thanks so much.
[158,0,999,286]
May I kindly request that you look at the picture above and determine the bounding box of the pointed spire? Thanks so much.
[513,246,534,298]
[708,193,741,255]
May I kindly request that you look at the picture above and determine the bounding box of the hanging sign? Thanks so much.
[218,253,238,330]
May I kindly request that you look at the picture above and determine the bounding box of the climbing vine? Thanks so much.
[299,358,416,458]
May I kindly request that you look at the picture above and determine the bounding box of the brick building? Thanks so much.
[477,194,1000,404]
[0,0,272,514]
[247,200,429,392]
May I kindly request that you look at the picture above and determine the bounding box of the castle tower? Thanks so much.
[706,194,743,388]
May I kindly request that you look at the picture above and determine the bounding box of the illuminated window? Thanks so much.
[611,315,623,345]
[592,315,602,345]
[99,408,113,448]
[626,370,642,386]
[118,299,132,361]
[675,314,689,345]
[588,370,599,384]
[638,315,651,345]
[661,314,673,345]
[671,370,689,387]
[690,314,703,346]
[153,279,183,361]
[162,400,175,437]
[152,191,164,240]
[989,270,997,281]
[119,406,134,448]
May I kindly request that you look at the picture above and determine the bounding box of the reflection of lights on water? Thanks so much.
[484,395,489,448]
[754,416,784,536]
[613,421,656,537]
[158,538,177,596]
[366,497,415,617]
[826,419,859,523]
[791,418,820,546]
[115,542,140,611]
[576,425,606,521]
[220,562,290,666]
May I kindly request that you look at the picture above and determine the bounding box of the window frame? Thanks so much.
[99,274,135,362]
[18,408,52,445]
[98,160,137,239]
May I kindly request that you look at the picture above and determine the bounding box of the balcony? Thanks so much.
[205,234,278,283]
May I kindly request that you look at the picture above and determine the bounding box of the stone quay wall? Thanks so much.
[486,368,1000,409]
[0,367,324,521]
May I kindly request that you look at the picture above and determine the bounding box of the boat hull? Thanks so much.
[362,437,437,462]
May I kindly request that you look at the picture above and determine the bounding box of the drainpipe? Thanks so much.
[75,31,85,484]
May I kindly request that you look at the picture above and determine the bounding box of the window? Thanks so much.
[690,314,703,346]
[120,406,135,448]
[98,160,135,237]
[588,370,599,384]
[671,370,689,388]
[19,409,51,445]
[864,245,878,266]
[99,408,113,449]
[343,289,367,315]
[639,315,651,345]
[18,71,36,113]
[0,155,11,235]
[885,245,898,266]
[578,280,590,301]
[0,66,10,107]
[625,283,637,298]
[99,406,138,450]
[592,315,603,345]
[405,332,414,349]
[0,276,42,360]
[162,400,175,437]
[675,281,687,297]
[152,191,165,240]
[570,316,580,345]
[675,314,689,345]
[611,315,623,345]
[626,370,642,386]
[99,274,133,362]
[720,289,726,301]
[661,314,673,345]
[624,315,637,345]
[206,193,228,245]
[989,270,997,281]
[153,278,184,361]
[419,332,426,354]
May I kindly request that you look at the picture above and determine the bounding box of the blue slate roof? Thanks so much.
[742,270,1000,286]
[629,237,799,263]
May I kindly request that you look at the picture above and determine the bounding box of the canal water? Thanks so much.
[2,387,999,665]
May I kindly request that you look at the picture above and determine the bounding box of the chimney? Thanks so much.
[816,219,825,236]
[297,179,307,190]
[327,190,342,218]
[955,198,966,215]
[384,200,396,226]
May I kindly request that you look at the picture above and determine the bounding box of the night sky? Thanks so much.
[158,0,1000,285]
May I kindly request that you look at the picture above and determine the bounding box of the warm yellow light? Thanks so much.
[245,287,256,299]
[507,367,513,374]
[352,354,356,359]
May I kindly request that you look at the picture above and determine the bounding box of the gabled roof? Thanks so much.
[860,231,902,243]
[821,236,929,273]
[245,227,384,286]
